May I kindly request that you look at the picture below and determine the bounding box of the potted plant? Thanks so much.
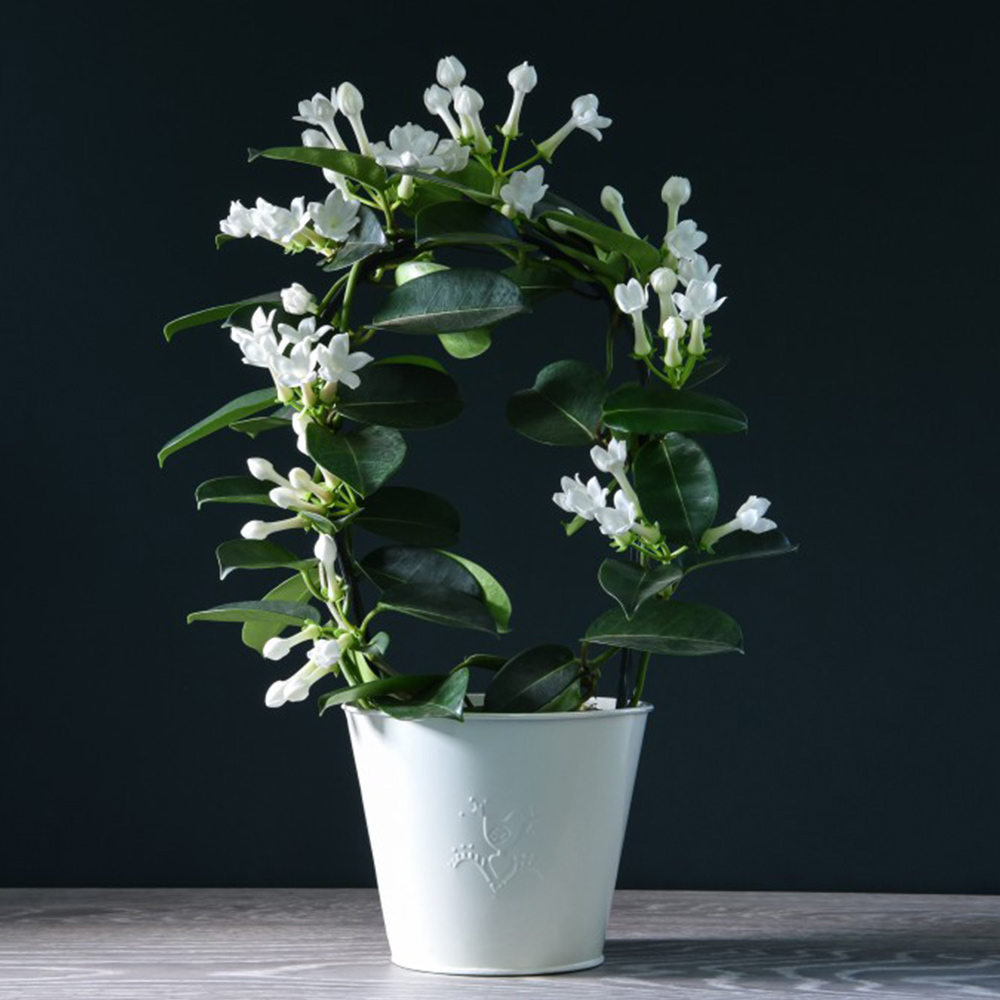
[159,54,795,975]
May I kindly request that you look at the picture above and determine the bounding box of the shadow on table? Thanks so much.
[592,934,1000,993]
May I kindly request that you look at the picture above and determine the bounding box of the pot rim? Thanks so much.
[342,694,653,721]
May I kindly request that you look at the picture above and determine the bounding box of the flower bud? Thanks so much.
[280,282,315,316]
[263,636,294,661]
[453,85,483,116]
[424,84,451,114]
[283,675,312,702]
[661,176,692,208]
[650,267,678,296]
[247,457,282,484]
[600,186,623,215]
[268,486,303,510]
[336,82,364,116]
[436,55,466,91]
[288,468,316,493]
[241,520,269,540]
[264,680,287,708]
[508,61,538,94]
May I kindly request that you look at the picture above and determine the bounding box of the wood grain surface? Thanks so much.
[1,888,997,998]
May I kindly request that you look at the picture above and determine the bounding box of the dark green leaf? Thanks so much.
[158,388,277,466]
[502,262,574,304]
[372,268,528,334]
[603,385,747,435]
[686,530,799,573]
[195,476,274,509]
[597,559,683,619]
[354,487,460,547]
[438,329,492,359]
[507,359,605,445]
[188,600,320,626]
[685,356,729,388]
[229,406,295,438]
[336,362,462,429]
[394,167,497,204]
[163,293,279,342]
[359,546,480,596]
[584,600,743,655]
[436,551,512,632]
[248,146,387,189]
[377,583,497,633]
[305,424,406,496]
[243,574,313,653]
[215,540,314,580]
[317,674,449,715]
[537,211,662,273]
[375,354,447,373]
[484,645,580,712]
[377,668,470,721]
[321,206,387,271]
[455,653,508,671]
[633,433,718,546]
[537,680,587,712]
[415,202,522,246]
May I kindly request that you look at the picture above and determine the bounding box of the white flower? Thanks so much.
[661,176,692,208]
[600,185,638,237]
[272,340,318,389]
[665,219,708,261]
[301,129,349,190]
[436,55,467,92]
[453,86,490,153]
[307,189,360,242]
[277,315,329,349]
[268,484,324,513]
[553,474,608,521]
[595,490,637,538]
[250,196,311,244]
[672,279,726,321]
[650,266,679,323]
[614,279,652,355]
[263,626,318,661]
[280,283,316,316]
[662,316,686,368]
[220,200,255,238]
[591,437,628,474]
[247,457,291,488]
[424,84,461,139]
[678,254,721,287]
[313,333,374,390]
[240,515,306,540]
[293,92,346,149]
[311,637,345,669]
[500,166,548,219]
[537,93,612,159]
[501,61,538,138]
[291,410,313,456]
[232,327,280,370]
[432,138,470,174]
[736,496,777,534]
[371,123,442,169]
[314,533,340,598]
[337,82,372,156]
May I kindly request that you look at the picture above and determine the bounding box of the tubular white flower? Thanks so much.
[595,490,637,539]
[272,340,318,389]
[650,266,679,324]
[313,533,341,599]
[311,637,346,669]
[662,316,686,368]
[277,315,329,350]
[501,61,538,138]
[240,515,306,540]
[661,175,692,239]
[436,55,466,92]
[220,200,255,238]
[249,196,311,245]
[291,468,332,503]
[537,94,612,159]
[672,278,726,357]
[433,139,470,174]
[263,625,319,662]
[231,327,280,371]
[314,333,374,393]
[552,474,608,521]
[301,129,351,193]
[424,85,461,139]
[453,86,490,153]
[280,283,317,317]
[268,485,323,513]
[371,123,443,170]
[336,82,372,156]
[500,165,548,219]
[701,495,778,550]
[247,457,291,489]
[600,186,638,238]
[265,679,288,708]
[293,92,347,150]
[290,411,313,457]
[614,278,652,356]
[678,254,721,288]
[665,219,708,261]
[590,437,628,475]
[307,189,360,243]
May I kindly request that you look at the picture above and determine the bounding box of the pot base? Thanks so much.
[391,954,604,977]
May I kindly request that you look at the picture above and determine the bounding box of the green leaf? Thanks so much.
[359,546,480,596]
[377,583,497,633]
[537,211,662,273]
[305,423,406,496]
[187,600,320,627]
[163,294,279,342]
[321,206,387,272]
[242,574,313,653]
[603,385,748,435]
[597,559,683,619]
[484,645,580,713]
[372,268,528,334]
[195,476,274,509]
[395,167,497,204]
[584,601,743,656]
[317,674,451,716]
[215,540,314,580]
[436,551,512,632]
[229,406,295,438]
[336,362,462,429]
[502,262,574,304]
[633,433,719,546]
[248,146,387,190]
[507,359,606,446]
[438,329,492,359]
[158,388,277,466]
[377,668,470,721]
[375,354,447,373]
[686,530,799,573]
[535,680,587,713]
[455,653,508,672]
[354,487,460,547]
[685,356,729,389]
[415,202,522,246]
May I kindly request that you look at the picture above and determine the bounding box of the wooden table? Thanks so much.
[1,889,997,997]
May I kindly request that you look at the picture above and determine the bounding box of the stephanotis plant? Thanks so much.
[159,55,795,720]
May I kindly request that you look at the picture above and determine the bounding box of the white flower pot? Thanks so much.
[344,695,651,975]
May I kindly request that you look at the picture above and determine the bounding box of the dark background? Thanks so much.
[2,2,997,892]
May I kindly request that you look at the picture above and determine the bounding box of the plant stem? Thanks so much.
[338,260,364,330]
[630,651,652,707]
[616,647,632,708]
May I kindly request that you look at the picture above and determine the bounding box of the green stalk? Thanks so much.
[629,651,652,707]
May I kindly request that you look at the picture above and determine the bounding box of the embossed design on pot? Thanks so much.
[450,796,537,894]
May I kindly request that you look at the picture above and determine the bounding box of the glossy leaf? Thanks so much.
[354,487,460,547]
[162,293,279,342]
[436,551,512,632]
[584,600,743,656]
[538,211,662,273]
[229,406,295,438]
[686,530,799,574]
[685,356,729,389]
[317,674,451,716]
[377,668,470,721]
[598,559,683,619]
[603,385,747,435]
[242,574,313,653]
[359,546,481,597]
[248,146,387,189]
[455,653,508,672]
[320,206,387,271]
[633,433,718,546]
[507,359,605,445]
[195,476,274,509]
[537,679,587,712]
[438,329,492,359]
[305,423,406,496]
[158,388,277,466]
[484,645,580,712]
[377,583,497,633]
[336,362,462,429]
[216,540,314,580]
[187,600,320,627]
[372,268,528,334]
[396,167,497,204]
[415,202,522,246]
[502,262,574,304]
